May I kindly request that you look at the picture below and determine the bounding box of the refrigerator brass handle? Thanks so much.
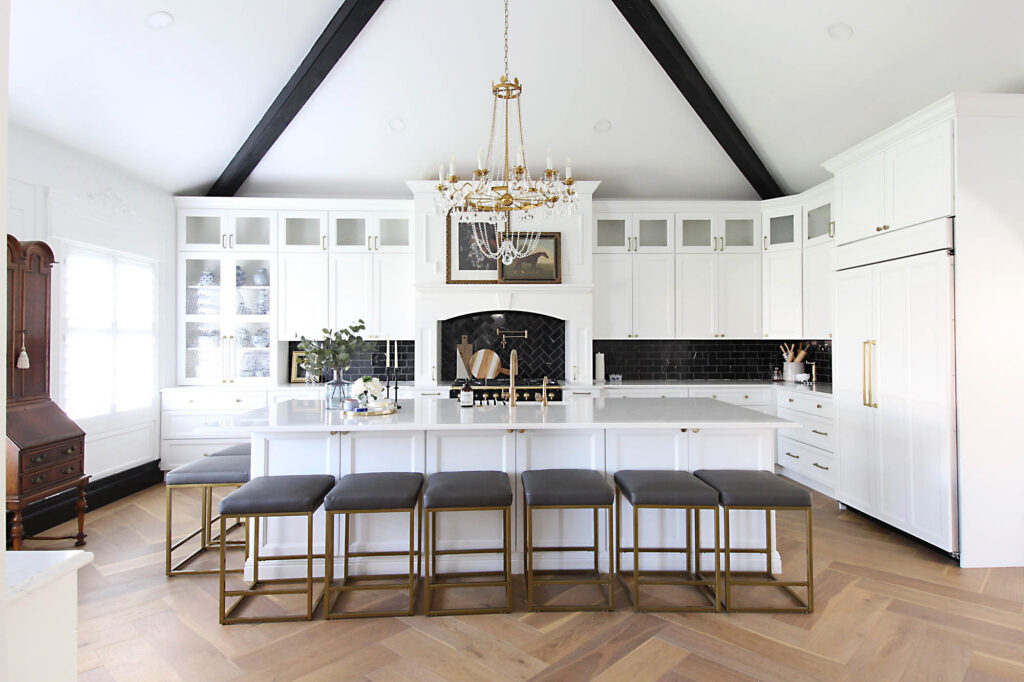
[862,341,869,406]
[868,340,878,407]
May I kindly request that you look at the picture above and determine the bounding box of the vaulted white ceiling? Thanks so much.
[10,0,1024,199]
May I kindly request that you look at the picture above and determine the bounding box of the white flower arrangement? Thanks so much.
[353,376,386,403]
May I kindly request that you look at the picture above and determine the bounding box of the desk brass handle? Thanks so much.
[813,462,830,470]
[31,454,45,464]
[786,452,799,459]
[62,466,75,475]
[811,429,829,436]
[64,447,76,455]
[30,475,45,485]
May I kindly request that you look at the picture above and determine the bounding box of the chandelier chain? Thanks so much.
[503,0,510,78]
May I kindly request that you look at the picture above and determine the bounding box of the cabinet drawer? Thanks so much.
[778,407,834,452]
[778,390,833,419]
[690,387,773,406]
[777,436,835,484]
[20,439,82,474]
[21,459,84,494]
[161,439,249,470]
[161,412,251,439]
[162,390,267,411]
[602,388,688,399]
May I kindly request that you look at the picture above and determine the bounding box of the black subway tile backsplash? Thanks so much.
[288,340,415,382]
[440,311,566,381]
[593,339,832,383]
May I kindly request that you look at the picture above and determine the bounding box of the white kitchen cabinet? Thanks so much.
[330,252,414,339]
[803,197,833,247]
[179,209,277,252]
[674,254,717,338]
[762,204,802,252]
[594,213,673,254]
[834,250,957,552]
[593,253,673,339]
[762,248,802,339]
[676,213,760,254]
[279,211,329,252]
[278,253,329,340]
[178,252,276,385]
[330,212,413,253]
[717,253,761,338]
[802,241,834,339]
[833,120,953,246]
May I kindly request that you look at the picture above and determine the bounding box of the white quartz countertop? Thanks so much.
[238,397,800,433]
[590,380,833,396]
[4,550,93,607]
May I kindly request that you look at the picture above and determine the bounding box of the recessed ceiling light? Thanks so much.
[593,119,612,134]
[146,11,174,29]
[388,118,406,132]
[827,23,853,40]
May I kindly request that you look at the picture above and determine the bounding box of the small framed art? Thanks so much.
[498,232,561,284]
[446,212,499,284]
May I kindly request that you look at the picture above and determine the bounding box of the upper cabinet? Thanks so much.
[279,211,329,252]
[594,213,673,254]
[676,213,760,254]
[831,120,954,246]
[179,209,277,252]
[803,197,834,247]
[330,213,413,253]
[761,203,802,252]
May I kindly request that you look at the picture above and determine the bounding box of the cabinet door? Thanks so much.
[229,256,275,383]
[802,242,834,339]
[675,254,716,339]
[633,214,674,253]
[593,214,631,253]
[762,207,802,252]
[329,253,373,335]
[374,253,415,338]
[717,253,761,339]
[804,200,833,246]
[179,210,227,251]
[676,214,716,254]
[228,210,276,251]
[279,211,328,252]
[886,120,954,233]
[329,213,370,253]
[720,214,761,254]
[593,254,633,339]
[278,253,328,340]
[180,254,226,384]
[837,153,885,245]
[873,251,955,550]
[375,214,413,253]
[762,249,802,339]
[833,266,877,512]
[632,254,675,339]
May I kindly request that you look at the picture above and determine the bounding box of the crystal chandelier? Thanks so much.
[435,0,578,265]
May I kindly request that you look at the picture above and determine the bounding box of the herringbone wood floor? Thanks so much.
[22,482,1024,681]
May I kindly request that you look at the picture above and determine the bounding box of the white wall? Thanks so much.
[954,111,1024,568]
[1,0,10,671]
[6,124,176,479]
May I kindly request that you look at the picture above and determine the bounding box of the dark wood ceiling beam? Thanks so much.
[207,0,385,197]
[610,0,784,199]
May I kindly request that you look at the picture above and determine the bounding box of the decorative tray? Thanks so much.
[342,404,398,417]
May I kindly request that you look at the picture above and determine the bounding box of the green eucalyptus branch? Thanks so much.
[297,319,370,380]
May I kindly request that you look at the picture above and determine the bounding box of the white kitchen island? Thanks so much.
[238,397,798,579]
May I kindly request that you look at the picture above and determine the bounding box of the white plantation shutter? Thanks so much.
[62,245,157,419]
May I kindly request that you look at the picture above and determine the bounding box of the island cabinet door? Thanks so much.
[606,429,689,571]
[337,431,426,562]
[425,430,516,573]
[515,429,606,566]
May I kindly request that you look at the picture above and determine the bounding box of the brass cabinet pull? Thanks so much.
[829,220,835,238]
[743,395,749,399]
[813,462,830,470]
[430,365,436,381]
[64,446,76,455]
[31,454,45,464]
[30,475,45,485]
[367,235,372,251]
[680,428,687,432]
[786,452,799,459]
[763,235,768,250]
[420,392,440,396]
[876,226,883,232]
[573,365,579,381]
[572,392,591,396]
[811,429,829,436]
[788,398,794,402]
[229,234,235,249]
[518,429,525,434]
[62,466,75,475]
[882,225,890,231]
[692,428,700,433]
[711,394,717,399]
[221,234,228,249]
[816,404,823,408]
[374,236,380,250]
[321,235,327,251]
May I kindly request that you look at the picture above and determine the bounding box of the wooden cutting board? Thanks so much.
[456,335,474,379]
[469,349,509,379]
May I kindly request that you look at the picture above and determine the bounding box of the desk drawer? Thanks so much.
[20,439,82,474]
[21,459,84,494]
[778,390,833,419]
[690,387,773,406]
[778,407,834,452]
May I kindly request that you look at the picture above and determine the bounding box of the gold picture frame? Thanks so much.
[289,350,318,383]
[497,232,562,284]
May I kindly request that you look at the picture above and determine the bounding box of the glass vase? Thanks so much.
[324,370,350,410]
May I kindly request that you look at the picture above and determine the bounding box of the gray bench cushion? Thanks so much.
[694,470,812,508]
[423,471,513,509]
[522,469,613,507]
[614,470,718,507]
[209,443,251,457]
[166,455,251,486]
[324,472,424,511]
[220,475,336,515]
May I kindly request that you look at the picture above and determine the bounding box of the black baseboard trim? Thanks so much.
[7,459,164,541]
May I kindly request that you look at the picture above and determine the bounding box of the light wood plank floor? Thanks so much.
[22,482,1024,681]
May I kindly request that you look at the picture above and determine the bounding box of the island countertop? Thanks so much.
[239,397,800,433]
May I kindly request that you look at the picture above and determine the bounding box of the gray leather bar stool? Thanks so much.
[207,443,251,457]
[613,470,720,612]
[423,471,513,616]
[694,469,814,613]
[521,469,615,612]
[165,454,250,577]
[217,474,335,624]
[323,472,424,618]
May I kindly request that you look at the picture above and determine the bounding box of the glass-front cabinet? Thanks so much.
[330,212,413,253]
[179,209,277,252]
[803,190,834,246]
[761,204,802,252]
[594,213,673,253]
[179,253,275,384]
[279,211,329,252]
[675,213,760,253]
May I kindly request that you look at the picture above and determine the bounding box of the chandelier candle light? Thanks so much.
[436,0,578,265]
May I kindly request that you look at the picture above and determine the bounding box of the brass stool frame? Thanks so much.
[524,502,615,612]
[614,486,720,613]
[719,505,813,613]
[324,489,423,619]
[218,511,326,624]
[423,505,512,616]
[165,482,246,577]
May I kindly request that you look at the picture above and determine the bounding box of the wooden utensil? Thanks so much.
[469,349,509,379]
[456,335,474,379]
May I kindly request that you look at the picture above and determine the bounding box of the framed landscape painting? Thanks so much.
[446,212,499,284]
[498,232,561,284]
